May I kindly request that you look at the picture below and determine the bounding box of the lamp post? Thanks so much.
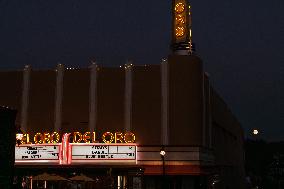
[251,129,260,141]
[160,146,166,187]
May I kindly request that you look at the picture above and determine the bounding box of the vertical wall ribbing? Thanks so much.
[20,65,31,132]
[89,62,97,132]
[204,73,212,148]
[124,62,133,131]
[207,75,212,148]
[202,74,206,147]
[54,64,64,132]
[161,59,169,145]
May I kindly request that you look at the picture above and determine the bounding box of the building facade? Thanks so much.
[0,55,245,189]
[0,0,245,188]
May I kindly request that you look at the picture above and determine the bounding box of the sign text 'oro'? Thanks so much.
[18,131,136,144]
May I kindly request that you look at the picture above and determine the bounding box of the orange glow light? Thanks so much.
[175,3,185,14]
[176,26,185,37]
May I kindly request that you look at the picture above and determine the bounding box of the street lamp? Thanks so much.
[160,149,166,157]
[252,129,259,135]
[16,127,23,146]
[160,146,166,187]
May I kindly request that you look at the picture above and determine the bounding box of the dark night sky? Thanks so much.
[0,0,283,141]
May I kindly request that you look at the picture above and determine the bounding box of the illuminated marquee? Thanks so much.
[19,131,136,144]
[71,144,136,162]
[15,144,61,165]
[15,131,137,165]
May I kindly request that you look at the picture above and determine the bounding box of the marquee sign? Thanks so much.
[19,131,136,144]
[15,132,137,165]
[71,144,136,160]
[15,144,60,160]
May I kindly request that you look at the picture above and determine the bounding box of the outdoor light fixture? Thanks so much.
[252,129,259,135]
[160,146,166,187]
[160,149,166,157]
[160,147,166,170]
[16,127,24,146]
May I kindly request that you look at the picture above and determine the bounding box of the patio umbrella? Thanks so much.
[69,174,94,182]
[33,173,68,181]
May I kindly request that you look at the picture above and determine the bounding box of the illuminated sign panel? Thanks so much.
[15,145,60,160]
[71,144,136,160]
[15,132,137,165]
[19,131,135,144]
[175,2,186,40]
[172,0,193,52]
[173,0,188,43]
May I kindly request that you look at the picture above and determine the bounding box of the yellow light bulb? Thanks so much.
[176,26,185,37]
[175,3,185,14]
[176,14,185,25]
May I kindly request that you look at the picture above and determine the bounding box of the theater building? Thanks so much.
[0,0,245,188]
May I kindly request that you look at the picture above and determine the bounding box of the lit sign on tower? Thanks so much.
[172,0,194,54]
